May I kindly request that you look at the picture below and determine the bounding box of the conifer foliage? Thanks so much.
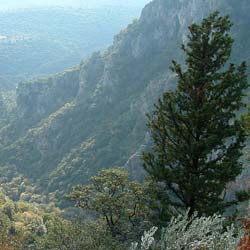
[143,12,248,217]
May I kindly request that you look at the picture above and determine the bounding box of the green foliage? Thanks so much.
[0,191,128,250]
[0,191,59,249]
[34,218,125,250]
[236,190,250,202]
[0,2,250,250]
[143,12,249,217]
[1,1,250,208]
[142,178,172,227]
[241,112,250,135]
[67,167,150,241]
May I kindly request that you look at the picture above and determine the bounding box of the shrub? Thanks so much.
[133,212,242,250]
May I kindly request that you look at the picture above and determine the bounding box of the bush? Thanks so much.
[133,212,242,250]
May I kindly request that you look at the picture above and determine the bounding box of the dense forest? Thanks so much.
[0,0,250,249]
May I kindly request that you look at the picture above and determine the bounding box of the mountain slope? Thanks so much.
[1,0,250,203]
[0,5,146,90]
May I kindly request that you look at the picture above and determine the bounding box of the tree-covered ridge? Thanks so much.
[1,1,250,249]
[0,0,250,207]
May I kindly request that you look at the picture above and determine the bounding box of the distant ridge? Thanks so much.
[0,0,249,204]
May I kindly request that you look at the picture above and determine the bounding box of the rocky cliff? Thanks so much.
[0,0,250,203]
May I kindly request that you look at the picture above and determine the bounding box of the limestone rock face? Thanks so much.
[16,68,80,125]
[1,0,250,198]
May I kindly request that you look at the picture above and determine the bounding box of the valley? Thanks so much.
[0,0,250,249]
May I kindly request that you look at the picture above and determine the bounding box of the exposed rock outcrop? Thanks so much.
[0,0,249,199]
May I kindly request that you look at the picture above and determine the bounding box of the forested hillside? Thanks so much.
[0,0,250,206]
[1,0,250,249]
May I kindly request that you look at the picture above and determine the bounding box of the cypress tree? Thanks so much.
[142,12,248,217]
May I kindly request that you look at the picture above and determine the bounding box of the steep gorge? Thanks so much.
[0,0,250,203]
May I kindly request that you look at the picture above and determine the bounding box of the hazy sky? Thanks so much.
[0,0,152,10]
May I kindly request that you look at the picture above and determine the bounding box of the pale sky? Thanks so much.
[0,0,152,10]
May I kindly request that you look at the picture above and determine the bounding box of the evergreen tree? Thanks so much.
[142,12,248,217]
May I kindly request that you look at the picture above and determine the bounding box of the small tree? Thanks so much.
[67,167,150,241]
[143,12,248,217]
